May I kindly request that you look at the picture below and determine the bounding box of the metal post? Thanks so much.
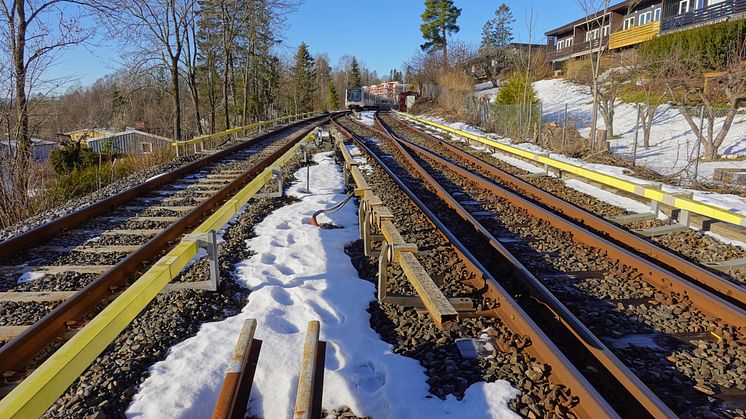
[538,102,543,146]
[196,230,220,291]
[302,144,310,193]
[562,103,568,146]
[632,103,641,167]
[693,106,705,182]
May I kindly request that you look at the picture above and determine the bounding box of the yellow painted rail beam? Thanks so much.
[0,130,319,418]
[609,21,660,50]
[394,111,746,228]
[172,111,321,147]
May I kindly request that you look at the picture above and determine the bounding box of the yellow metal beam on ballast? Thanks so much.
[394,111,746,228]
[0,130,318,418]
[172,111,321,147]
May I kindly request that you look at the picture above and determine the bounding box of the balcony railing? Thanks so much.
[546,47,573,62]
[662,0,746,32]
[609,21,661,49]
[572,38,606,56]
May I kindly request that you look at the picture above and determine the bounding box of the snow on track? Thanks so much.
[127,151,519,418]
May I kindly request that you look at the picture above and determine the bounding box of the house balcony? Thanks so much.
[661,0,746,32]
[571,37,606,57]
[609,21,661,49]
[546,47,573,62]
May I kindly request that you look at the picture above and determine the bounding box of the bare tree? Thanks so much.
[0,0,100,191]
[182,0,203,135]
[575,0,610,148]
[107,0,198,141]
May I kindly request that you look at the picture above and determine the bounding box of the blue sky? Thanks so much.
[50,0,583,89]
[283,0,581,76]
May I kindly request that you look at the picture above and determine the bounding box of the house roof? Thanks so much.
[0,137,58,147]
[85,129,171,143]
[64,128,115,136]
[545,1,628,36]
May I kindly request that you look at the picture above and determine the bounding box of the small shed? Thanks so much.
[85,130,171,155]
[0,137,59,161]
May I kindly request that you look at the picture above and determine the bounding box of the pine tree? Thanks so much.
[420,0,461,68]
[481,4,513,53]
[349,57,363,88]
[326,83,340,110]
[291,43,316,113]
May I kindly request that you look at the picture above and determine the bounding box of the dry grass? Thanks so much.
[435,70,474,116]
[0,147,176,229]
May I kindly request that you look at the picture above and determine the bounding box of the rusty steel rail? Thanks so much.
[213,319,262,419]
[365,114,686,417]
[386,112,746,308]
[375,113,746,329]
[332,116,621,418]
[293,320,325,419]
[0,114,332,377]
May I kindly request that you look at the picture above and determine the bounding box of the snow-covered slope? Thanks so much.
[478,78,746,180]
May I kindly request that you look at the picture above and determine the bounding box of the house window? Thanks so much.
[557,40,564,50]
[585,29,599,41]
[679,0,690,13]
[567,37,573,47]
[639,11,652,25]
[602,25,610,36]
[623,17,635,30]
[140,142,153,154]
[654,8,661,20]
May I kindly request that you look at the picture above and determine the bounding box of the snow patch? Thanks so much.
[126,151,520,418]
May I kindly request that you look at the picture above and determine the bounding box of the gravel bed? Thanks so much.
[386,114,746,286]
[41,137,326,418]
[374,116,745,417]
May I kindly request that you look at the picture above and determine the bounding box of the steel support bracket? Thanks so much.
[256,168,284,199]
[188,230,220,291]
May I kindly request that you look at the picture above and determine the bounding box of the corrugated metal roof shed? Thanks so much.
[86,130,171,155]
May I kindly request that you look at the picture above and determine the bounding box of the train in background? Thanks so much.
[345,88,393,110]
[346,81,417,110]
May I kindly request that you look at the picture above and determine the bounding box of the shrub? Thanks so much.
[495,72,538,105]
[638,20,746,71]
[49,146,102,174]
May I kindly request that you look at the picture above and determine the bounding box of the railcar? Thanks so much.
[345,88,393,110]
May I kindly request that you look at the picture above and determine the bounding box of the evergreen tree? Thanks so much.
[326,83,340,110]
[388,68,403,82]
[291,43,316,113]
[349,57,363,88]
[481,4,514,53]
[420,0,461,68]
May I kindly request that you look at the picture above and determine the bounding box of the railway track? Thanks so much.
[383,112,746,299]
[335,113,745,418]
[0,114,330,399]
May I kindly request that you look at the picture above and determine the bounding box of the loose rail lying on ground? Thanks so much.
[0,122,326,418]
[212,319,325,419]
[394,111,746,229]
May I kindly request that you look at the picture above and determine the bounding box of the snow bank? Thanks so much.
[475,78,746,180]
[127,151,519,418]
